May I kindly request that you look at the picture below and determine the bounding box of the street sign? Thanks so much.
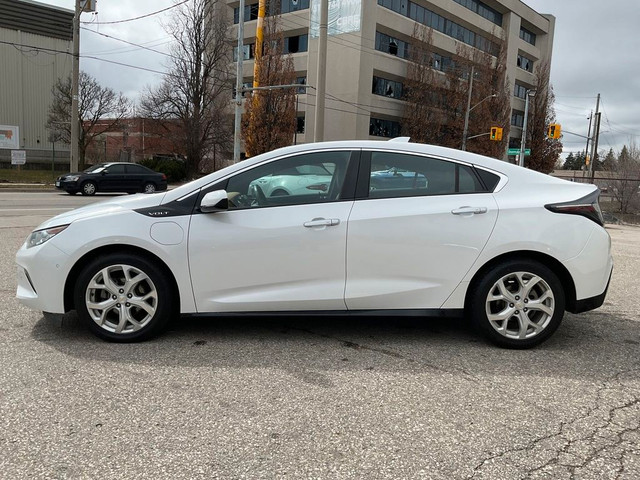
[508,148,530,156]
[11,150,26,165]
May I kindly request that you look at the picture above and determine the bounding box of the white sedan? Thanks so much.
[16,140,613,348]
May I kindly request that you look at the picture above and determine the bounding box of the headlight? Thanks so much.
[26,225,69,249]
[66,175,80,182]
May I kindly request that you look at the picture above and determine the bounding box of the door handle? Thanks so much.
[303,218,340,227]
[451,206,488,215]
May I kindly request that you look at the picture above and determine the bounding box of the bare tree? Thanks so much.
[458,35,511,158]
[141,0,232,178]
[608,144,640,214]
[46,71,130,170]
[402,26,509,157]
[242,14,296,157]
[402,25,440,144]
[526,61,563,173]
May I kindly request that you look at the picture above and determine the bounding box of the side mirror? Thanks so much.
[200,190,228,213]
[101,170,107,175]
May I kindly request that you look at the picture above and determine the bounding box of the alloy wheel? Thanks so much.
[85,264,158,334]
[485,271,555,340]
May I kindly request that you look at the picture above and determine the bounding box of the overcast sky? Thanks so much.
[43,0,640,156]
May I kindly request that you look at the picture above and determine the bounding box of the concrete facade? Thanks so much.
[228,0,554,155]
[0,0,73,166]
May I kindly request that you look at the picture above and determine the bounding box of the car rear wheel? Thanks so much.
[81,181,97,196]
[74,253,175,342]
[143,182,156,194]
[468,259,565,349]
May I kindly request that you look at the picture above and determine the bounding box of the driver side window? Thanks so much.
[226,151,351,209]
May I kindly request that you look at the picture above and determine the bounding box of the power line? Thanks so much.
[81,27,177,59]
[80,0,189,25]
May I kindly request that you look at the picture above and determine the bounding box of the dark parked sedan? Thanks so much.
[55,162,168,195]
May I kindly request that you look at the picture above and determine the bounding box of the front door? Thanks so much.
[188,150,358,313]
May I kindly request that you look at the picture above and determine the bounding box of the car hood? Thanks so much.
[34,193,166,230]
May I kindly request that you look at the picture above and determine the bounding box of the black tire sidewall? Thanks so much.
[74,253,174,342]
[469,259,566,349]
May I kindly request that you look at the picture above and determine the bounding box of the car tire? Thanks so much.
[81,181,97,196]
[74,253,176,342]
[468,259,565,349]
[143,182,156,194]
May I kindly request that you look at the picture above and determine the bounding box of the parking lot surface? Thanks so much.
[1,192,639,479]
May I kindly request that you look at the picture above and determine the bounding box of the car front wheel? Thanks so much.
[74,253,175,342]
[81,181,97,196]
[469,259,565,349]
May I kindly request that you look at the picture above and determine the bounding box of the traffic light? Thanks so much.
[490,127,503,141]
[547,123,561,139]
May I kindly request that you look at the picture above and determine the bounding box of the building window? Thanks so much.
[513,83,528,99]
[519,26,536,45]
[452,0,502,26]
[233,44,255,61]
[280,0,310,14]
[284,34,308,54]
[375,31,410,59]
[372,76,404,99]
[234,0,309,23]
[511,110,524,128]
[233,3,259,23]
[370,117,402,137]
[232,81,253,98]
[517,54,534,73]
[379,0,499,56]
[295,76,307,94]
[296,116,305,133]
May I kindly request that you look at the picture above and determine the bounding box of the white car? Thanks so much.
[16,140,613,348]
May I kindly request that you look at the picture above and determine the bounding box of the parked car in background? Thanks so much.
[20,139,612,348]
[55,162,167,195]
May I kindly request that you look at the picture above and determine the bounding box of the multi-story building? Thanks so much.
[228,0,554,157]
[0,0,73,167]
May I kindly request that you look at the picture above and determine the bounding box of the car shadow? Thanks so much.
[30,310,640,383]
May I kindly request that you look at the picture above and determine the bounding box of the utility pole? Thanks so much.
[70,0,82,172]
[588,93,600,175]
[313,0,328,142]
[583,110,592,176]
[590,112,601,183]
[461,66,474,151]
[233,0,245,163]
[519,89,535,167]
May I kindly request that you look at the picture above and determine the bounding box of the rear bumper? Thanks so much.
[571,267,612,314]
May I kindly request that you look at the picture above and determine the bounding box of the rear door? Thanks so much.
[345,150,498,309]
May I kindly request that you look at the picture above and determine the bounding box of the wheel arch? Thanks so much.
[64,244,181,313]
[464,251,577,313]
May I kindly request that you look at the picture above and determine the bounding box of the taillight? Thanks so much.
[545,189,604,226]
[162,174,167,180]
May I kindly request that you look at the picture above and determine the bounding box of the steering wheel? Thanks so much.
[249,184,268,206]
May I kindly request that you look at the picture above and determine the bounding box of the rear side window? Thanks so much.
[127,165,147,174]
[475,168,500,192]
[367,152,485,198]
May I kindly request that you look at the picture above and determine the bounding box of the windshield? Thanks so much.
[84,164,107,173]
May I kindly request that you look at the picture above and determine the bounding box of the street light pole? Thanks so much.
[232,0,245,164]
[462,93,497,151]
[519,89,536,167]
[461,66,474,152]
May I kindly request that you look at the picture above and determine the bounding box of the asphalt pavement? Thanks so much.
[0,191,639,479]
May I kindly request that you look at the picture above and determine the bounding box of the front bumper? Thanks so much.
[55,179,80,192]
[16,240,70,314]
